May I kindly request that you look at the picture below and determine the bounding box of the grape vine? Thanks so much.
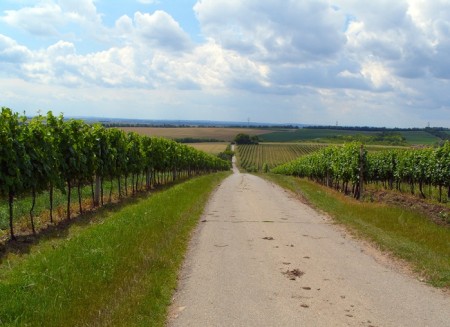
[273,142,450,202]
[0,107,230,240]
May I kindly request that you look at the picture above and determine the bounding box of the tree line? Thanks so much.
[0,107,230,240]
[304,125,450,132]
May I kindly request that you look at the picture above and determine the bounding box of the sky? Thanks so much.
[1,0,450,127]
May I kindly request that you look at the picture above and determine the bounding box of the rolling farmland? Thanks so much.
[259,128,375,142]
[236,143,324,172]
[119,127,273,142]
[259,128,442,145]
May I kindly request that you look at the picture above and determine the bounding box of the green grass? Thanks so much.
[0,184,95,232]
[0,172,230,327]
[262,174,450,288]
[0,174,189,239]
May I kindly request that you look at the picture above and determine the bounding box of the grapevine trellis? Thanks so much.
[273,142,450,202]
[0,107,230,240]
[236,143,324,172]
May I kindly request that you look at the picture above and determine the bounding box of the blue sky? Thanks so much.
[1,0,450,127]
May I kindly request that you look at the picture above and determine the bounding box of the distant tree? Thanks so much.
[217,145,234,163]
[234,133,259,145]
[251,135,260,144]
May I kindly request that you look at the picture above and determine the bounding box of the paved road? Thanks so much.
[168,166,450,326]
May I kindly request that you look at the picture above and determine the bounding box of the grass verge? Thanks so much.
[0,171,230,327]
[262,173,450,288]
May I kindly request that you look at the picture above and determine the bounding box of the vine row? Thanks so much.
[0,107,230,240]
[273,142,450,202]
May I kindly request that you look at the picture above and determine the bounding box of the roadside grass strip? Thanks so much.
[263,174,450,288]
[0,172,229,327]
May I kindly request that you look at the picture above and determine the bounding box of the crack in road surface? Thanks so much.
[168,164,450,327]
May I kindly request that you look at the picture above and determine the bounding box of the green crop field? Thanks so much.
[236,143,324,172]
[259,129,378,142]
[400,131,440,145]
[259,128,441,145]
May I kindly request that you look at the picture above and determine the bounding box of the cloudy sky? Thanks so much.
[1,0,450,127]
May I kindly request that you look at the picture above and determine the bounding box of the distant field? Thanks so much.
[260,128,440,145]
[188,143,229,155]
[119,127,273,142]
[399,131,440,145]
[259,129,378,142]
[118,127,443,145]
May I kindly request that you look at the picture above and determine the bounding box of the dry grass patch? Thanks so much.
[188,143,229,155]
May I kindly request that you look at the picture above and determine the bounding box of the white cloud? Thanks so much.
[133,11,192,52]
[1,0,450,126]
[0,0,104,42]
[0,34,31,63]
[194,0,347,63]
[137,0,159,4]
[341,0,450,81]
[1,3,64,36]
[115,15,134,36]
[58,0,100,22]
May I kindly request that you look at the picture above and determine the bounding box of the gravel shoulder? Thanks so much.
[167,167,450,327]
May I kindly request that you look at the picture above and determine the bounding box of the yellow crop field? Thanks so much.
[188,143,229,155]
[118,127,272,142]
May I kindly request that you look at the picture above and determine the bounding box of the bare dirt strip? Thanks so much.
[167,163,449,327]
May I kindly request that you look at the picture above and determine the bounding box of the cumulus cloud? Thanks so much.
[0,34,31,63]
[0,2,270,92]
[59,0,100,22]
[194,0,347,63]
[0,0,104,41]
[0,0,450,126]
[341,0,450,81]
[1,3,64,36]
[133,11,192,52]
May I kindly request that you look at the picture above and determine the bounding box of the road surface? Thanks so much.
[168,164,449,326]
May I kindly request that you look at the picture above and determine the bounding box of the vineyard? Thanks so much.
[236,143,324,172]
[0,107,230,241]
[273,142,450,203]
